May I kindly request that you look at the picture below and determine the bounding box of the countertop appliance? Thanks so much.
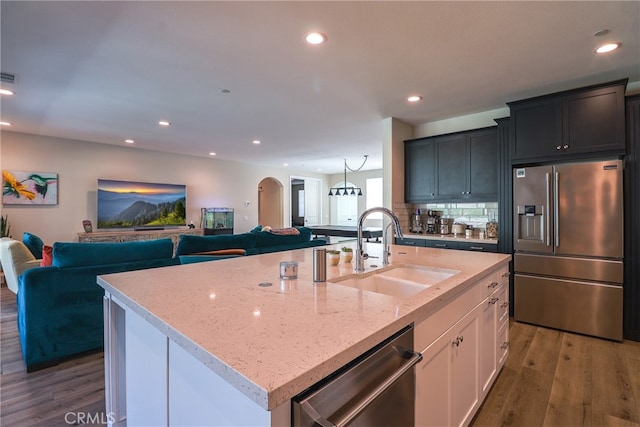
[513,159,624,341]
[292,325,421,426]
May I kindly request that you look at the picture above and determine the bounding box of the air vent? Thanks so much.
[0,72,16,84]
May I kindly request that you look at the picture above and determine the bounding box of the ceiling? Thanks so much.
[1,1,638,174]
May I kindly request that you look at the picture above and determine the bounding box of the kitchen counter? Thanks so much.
[401,232,498,244]
[97,242,510,415]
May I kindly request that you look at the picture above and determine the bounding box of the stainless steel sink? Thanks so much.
[329,265,459,298]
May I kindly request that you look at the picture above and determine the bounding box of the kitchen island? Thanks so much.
[98,241,510,426]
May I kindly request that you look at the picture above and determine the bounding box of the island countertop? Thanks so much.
[97,241,510,411]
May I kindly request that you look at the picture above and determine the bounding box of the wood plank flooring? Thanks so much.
[1,285,639,426]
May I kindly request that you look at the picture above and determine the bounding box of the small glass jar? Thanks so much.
[327,251,340,266]
[280,261,298,279]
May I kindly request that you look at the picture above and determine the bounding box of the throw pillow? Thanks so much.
[23,232,44,259]
[40,245,53,267]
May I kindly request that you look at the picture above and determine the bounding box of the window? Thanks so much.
[366,177,383,219]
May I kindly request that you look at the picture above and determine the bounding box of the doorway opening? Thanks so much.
[290,176,321,227]
[258,177,283,228]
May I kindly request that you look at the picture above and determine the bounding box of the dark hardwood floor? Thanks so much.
[1,285,639,426]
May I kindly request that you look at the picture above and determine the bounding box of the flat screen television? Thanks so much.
[97,179,187,229]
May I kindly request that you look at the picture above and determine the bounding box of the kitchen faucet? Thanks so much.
[356,207,403,272]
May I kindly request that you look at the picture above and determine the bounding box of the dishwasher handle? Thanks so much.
[299,346,423,427]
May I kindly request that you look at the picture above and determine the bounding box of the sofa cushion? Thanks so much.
[23,232,44,259]
[52,239,174,268]
[253,226,311,248]
[175,233,257,256]
[0,238,40,294]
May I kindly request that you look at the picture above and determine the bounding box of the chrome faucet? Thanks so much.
[356,207,403,272]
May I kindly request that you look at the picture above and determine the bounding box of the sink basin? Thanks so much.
[330,265,459,298]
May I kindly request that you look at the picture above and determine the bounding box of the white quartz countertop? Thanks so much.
[97,242,510,411]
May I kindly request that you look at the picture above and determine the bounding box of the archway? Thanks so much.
[258,177,283,228]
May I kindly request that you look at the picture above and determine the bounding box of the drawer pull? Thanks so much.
[487,281,499,289]
[488,297,499,305]
[469,246,484,251]
[501,342,510,349]
[435,244,447,248]
[404,241,416,245]
[501,272,510,278]
[500,301,510,308]
[452,336,464,347]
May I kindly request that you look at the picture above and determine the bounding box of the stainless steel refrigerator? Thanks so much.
[513,159,624,341]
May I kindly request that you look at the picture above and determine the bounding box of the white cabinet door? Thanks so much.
[452,306,481,427]
[303,178,321,226]
[479,292,498,396]
[416,304,481,427]
[416,328,454,427]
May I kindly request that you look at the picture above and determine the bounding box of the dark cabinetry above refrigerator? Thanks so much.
[404,127,498,203]
[508,79,627,163]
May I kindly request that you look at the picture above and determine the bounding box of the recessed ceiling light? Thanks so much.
[407,95,423,103]
[283,163,288,167]
[0,88,14,96]
[595,43,620,54]
[253,140,261,145]
[0,121,11,126]
[125,139,135,144]
[158,120,171,126]
[209,152,216,156]
[305,32,327,45]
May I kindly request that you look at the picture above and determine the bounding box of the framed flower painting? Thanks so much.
[2,170,58,205]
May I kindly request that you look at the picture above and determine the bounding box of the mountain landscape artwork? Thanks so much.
[97,179,186,229]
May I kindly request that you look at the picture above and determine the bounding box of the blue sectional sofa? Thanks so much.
[17,239,181,371]
[175,226,327,257]
[16,228,326,371]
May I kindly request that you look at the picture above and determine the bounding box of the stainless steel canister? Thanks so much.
[313,248,327,282]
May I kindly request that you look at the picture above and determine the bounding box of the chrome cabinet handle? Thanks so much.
[487,281,499,289]
[556,145,562,150]
[563,144,569,150]
[435,243,447,248]
[545,172,551,247]
[469,246,483,251]
[488,297,499,305]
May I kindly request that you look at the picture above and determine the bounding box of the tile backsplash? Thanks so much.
[413,202,499,230]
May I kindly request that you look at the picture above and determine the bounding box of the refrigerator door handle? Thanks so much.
[554,172,559,247]
[545,173,551,247]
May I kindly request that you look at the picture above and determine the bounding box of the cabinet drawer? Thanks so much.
[395,237,426,247]
[458,242,498,252]
[497,321,509,368]
[497,284,510,325]
[425,240,459,249]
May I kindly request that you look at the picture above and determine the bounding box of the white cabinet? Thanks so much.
[416,304,481,427]
[415,264,510,427]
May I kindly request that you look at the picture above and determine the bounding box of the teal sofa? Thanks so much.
[17,239,182,371]
[175,226,327,257]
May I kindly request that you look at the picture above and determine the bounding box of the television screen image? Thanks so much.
[97,179,187,229]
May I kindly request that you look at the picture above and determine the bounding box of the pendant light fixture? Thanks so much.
[328,155,368,196]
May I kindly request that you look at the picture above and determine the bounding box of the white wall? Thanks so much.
[0,131,328,244]
[328,169,383,227]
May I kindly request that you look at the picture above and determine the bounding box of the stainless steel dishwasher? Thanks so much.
[292,325,422,427]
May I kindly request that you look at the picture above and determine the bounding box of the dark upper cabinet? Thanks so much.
[405,138,437,202]
[509,79,627,163]
[405,127,498,203]
[468,128,500,198]
[437,133,467,199]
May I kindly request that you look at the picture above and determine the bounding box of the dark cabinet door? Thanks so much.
[563,85,626,154]
[509,80,627,163]
[437,133,467,199]
[509,97,562,161]
[468,128,498,200]
[405,139,437,202]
